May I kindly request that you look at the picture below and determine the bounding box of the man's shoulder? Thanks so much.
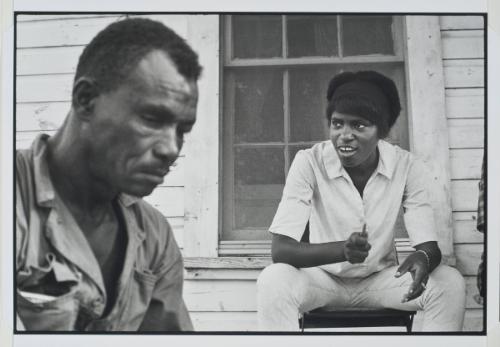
[124,198,176,252]
[127,198,173,233]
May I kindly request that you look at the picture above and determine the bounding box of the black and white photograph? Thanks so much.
[2,1,498,346]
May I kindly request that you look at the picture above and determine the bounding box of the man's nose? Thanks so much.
[152,126,180,160]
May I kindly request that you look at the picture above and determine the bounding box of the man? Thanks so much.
[16,17,201,331]
[257,71,466,331]
[475,158,485,304]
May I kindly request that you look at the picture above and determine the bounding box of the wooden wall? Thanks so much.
[440,15,485,331]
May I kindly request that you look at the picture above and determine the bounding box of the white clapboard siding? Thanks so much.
[455,244,483,276]
[16,102,70,131]
[143,186,184,217]
[443,59,484,89]
[17,46,83,76]
[439,16,484,30]
[441,16,484,332]
[450,180,479,212]
[168,216,184,249]
[447,118,484,149]
[453,212,484,244]
[17,15,189,49]
[17,14,119,22]
[441,30,484,59]
[17,74,73,102]
[445,88,484,119]
[17,16,125,48]
[449,149,483,180]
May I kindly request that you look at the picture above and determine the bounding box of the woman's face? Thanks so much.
[329,111,379,169]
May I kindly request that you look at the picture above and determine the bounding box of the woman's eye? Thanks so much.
[331,121,342,128]
[355,123,366,129]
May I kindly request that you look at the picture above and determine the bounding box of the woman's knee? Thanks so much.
[429,265,466,300]
[257,263,306,299]
[257,263,298,289]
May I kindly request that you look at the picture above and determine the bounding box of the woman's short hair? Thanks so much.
[325,70,401,138]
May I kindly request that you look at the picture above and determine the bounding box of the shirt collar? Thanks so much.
[30,134,142,207]
[322,139,396,180]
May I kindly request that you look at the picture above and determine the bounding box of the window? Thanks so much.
[221,15,409,253]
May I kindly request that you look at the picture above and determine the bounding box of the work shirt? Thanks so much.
[16,134,193,331]
[269,140,437,278]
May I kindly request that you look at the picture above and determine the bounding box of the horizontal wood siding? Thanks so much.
[440,15,485,332]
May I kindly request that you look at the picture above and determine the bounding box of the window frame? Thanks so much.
[220,14,408,254]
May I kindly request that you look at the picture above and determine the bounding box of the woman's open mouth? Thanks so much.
[337,145,357,156]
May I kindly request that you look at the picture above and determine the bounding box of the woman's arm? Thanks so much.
[271,228,371,268]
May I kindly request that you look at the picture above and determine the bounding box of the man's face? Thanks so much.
[329,112,379,169]
[86,50,198,197]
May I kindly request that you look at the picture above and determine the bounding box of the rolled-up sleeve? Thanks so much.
[269,151,315,241]
[402,158,438,246]
[139,223,193,331]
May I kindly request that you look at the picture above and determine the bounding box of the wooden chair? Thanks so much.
[299,308,416,332]
[298,222,416,332]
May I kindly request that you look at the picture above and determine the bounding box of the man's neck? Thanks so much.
[46,119,117,217]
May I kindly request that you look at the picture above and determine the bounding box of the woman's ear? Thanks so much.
[72,77,99,120]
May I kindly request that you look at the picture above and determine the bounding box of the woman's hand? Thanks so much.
[395,251,430,302]
[343,225,371,264]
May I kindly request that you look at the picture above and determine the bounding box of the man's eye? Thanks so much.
[141,114,161,124]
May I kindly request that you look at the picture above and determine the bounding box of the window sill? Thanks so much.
[184,256,272,270]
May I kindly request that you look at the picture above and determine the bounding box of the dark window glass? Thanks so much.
[289,66,340,141]
[342,16,394,56]
[287,15,338,57]
[233,15,282,58]
[234,147,285,229]
[233,69,284,143]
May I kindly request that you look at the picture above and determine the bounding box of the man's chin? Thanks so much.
[122,183,158,198]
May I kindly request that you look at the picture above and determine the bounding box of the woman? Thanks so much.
[257,70,466,331]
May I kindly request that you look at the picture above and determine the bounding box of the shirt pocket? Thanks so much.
[119,267,157,330]
[17,285,79,331]
[17,253,80,331]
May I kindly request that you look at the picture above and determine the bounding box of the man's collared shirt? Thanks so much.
[16,134,193,331]
[269,140,437,278]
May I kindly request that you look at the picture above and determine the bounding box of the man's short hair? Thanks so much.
[74,17,202,94]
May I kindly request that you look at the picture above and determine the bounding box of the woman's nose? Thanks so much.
[340,126,354,141]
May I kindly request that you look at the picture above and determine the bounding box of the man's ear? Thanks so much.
[72,77,99,120]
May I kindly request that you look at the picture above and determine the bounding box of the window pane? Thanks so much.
[287,15,338,57]
[234,147,285,230]
[289,66,339,142]
[234,69,284,143]
[232,15,282,59]
[342,16,394,56]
